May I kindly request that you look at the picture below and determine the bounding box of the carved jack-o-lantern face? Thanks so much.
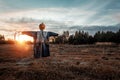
[39,23,45,30]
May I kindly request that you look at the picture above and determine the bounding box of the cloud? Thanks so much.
[0,0,119,25]
[0,0,120,39]
[114,13,120,23]
[0,8,97,25]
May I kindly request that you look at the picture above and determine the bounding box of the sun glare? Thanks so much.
[16,35,33,43]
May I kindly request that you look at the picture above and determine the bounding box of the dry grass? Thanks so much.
[0,44,120,80]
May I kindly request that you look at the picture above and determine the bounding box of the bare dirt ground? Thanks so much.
[0,44,120,80]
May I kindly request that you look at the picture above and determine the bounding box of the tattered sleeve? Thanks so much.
[48,32,58,37]
[22,31,37,37]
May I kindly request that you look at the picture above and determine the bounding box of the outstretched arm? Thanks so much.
[22,31,37,37]
[48,32,58,37]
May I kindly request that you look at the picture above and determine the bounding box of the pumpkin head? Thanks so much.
[39,23,45,30]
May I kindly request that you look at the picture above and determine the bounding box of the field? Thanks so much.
[0,44,120,80]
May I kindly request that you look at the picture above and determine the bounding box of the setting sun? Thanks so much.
[16,35,33,43]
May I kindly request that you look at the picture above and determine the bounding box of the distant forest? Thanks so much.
[0,34,15,44]
[0,29,120,44]
[54,29,120,44]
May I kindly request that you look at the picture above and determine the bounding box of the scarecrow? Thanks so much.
[18,23,58,58]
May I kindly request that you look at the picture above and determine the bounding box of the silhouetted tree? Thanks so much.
[114,29,120,43]
[0,34,5,41]
[54,29,120,45]
[55,36,63,44]
[88,36,95,44]
[68,35,74,44]
[0,34,5,44]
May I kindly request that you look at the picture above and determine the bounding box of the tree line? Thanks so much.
[0,29,120,44]
[54,29,120,44]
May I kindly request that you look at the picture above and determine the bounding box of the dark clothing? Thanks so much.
[22,31,58,58]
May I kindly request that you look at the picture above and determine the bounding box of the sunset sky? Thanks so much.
[0,0,120,39]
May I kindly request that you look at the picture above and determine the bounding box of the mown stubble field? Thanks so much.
[0,44,120,80]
